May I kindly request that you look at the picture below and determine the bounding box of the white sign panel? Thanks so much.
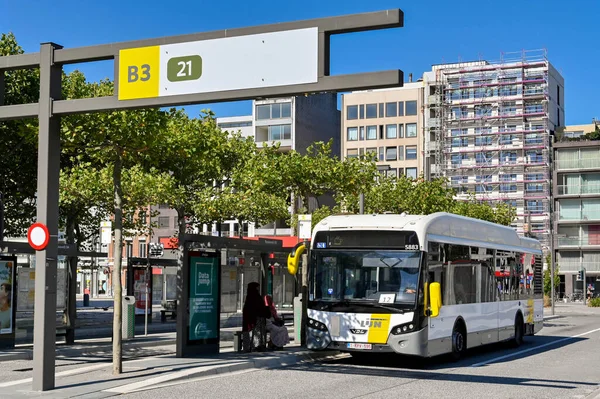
[298,214,312,240]
[119,28,318,101]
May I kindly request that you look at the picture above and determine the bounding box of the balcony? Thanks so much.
[555,261,600,273]
[557,184,600,196]
[556,158,600,171]
[556,237,600,247]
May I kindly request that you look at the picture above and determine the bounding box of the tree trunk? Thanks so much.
[112,156,124,375]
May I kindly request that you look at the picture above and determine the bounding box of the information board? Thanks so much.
[17,268,66,311]
[118,27,318,101]
[189,255,219,341]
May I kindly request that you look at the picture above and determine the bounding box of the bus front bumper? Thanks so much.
[307,326,429,357]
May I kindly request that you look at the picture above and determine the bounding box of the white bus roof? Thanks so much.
[313,212,542,254]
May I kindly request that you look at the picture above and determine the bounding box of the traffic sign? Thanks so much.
[27,222,50,251]
[118,27,318,101]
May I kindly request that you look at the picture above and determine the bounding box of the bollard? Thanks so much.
[83,293,89,307]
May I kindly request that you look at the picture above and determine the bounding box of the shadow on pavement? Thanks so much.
[313,334,588,371]
[286,360,596,391]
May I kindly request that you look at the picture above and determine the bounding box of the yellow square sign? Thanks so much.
[118,45,160,100]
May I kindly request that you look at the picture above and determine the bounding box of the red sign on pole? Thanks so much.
[27,222,50,251]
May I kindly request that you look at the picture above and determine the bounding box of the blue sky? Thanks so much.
[1,0,598,124]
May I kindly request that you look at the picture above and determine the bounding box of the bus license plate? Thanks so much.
[347,343,372,350]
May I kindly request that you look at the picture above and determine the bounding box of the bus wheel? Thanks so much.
[451,323,466,361]
[512,314,524,347]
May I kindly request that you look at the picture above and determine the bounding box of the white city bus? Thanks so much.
[306,212,544,359]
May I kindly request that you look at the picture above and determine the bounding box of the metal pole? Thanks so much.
[144,282,149,336]
[550,239,556,316]
[300,247,309,347]
[32,42,63,392]
[359,193,365,215]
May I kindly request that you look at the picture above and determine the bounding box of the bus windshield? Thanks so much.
[312,250,422,306]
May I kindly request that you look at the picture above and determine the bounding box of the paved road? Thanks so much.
[122,310,600,399]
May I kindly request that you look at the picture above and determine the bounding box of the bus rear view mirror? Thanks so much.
[429,282,442,317]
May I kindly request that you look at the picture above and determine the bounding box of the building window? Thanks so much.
[174,216,179,228]
[347,127,358,141]
[406,146,417,160]
[366,125,377,140]
[386,124,397,139]
[398,145,404,160]
[158,217,170,228]
[378,147,384,161]
[406,123,417,138]
[346,149,359,158]
[398,124,404,138]
[398,102,404,117]
[406,167,418,179]
[385,168,397,178]
[126,243,133,259]
[405,101,417,116]
[347,105,358,120]
[138,212,147,224]
[256,103,291,120]
[158,203,169,209]
[359,126,365,141]
[256,105,271,120]
[379,103,384,118]
[385,146,397,161]
[268,124,291,140]
[476,136,492,146]
[359,105,365,119]
[366,147,377,158]
[366,104,377,118]
[139,242,147,258]
[386,102,397,117]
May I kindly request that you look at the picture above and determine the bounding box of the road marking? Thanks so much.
[470,327,600,368]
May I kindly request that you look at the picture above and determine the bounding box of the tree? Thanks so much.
[543,253,560,297]
[0,33,40,237]
[61,76,172,375]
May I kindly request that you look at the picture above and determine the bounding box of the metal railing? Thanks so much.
[556,158,600,170]
[556,237,600,247]
[557,184,600,196]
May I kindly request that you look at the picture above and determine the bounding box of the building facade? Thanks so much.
[553,122,600,298]
[340,81,424,178]
[423,50,565,251]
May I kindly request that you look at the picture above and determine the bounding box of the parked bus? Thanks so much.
[305,212,543,359]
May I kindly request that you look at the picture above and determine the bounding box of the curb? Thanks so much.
[105,350,344,394]
[543,315,562,321]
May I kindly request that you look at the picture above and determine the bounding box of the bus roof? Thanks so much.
[313,212,542,254]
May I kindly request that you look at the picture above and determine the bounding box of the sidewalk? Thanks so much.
[0,343,342,398]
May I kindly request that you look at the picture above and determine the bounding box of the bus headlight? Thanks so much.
[391,322,416,335]
[308,318,328,332]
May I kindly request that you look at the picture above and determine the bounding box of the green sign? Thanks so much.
[167,55,203,82]
[189,256,219,341]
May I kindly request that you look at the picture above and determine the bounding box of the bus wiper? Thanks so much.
[362,302,405,313]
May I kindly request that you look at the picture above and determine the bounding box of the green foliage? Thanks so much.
[0,33,40,236]
[588,298,600,307]
[543,253,560,297]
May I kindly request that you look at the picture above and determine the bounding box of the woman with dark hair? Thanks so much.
[264,295,290,349]
[242,282,270,352]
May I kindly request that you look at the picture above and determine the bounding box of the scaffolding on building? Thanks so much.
[427,49,552,248]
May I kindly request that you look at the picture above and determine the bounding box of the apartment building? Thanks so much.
[340,81,424,179]
[423,50,565,250]
[553,121,600,298]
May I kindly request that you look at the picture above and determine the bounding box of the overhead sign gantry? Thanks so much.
[0,9,404,391]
